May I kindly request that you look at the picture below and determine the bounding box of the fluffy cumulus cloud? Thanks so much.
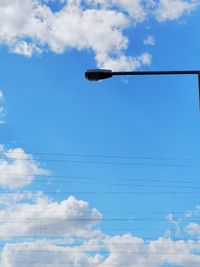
[0,0,149,70]
[1,233,200,266]
[0,192,102,240]
[0,188,200,266]
[0,191,104,267]
[0,240,104,267]
[0,145,49,188]
[100,235,200,267]
[0,0,199,70]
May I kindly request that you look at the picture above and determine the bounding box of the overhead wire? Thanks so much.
[2,173,200,185]
[0,243,200,249]
[0,150,190,161]
[1,179,200,189]
[0,249,198,255]
[0,156,193,167]
[1,191,200,194]
[0,217,197,221]
[0,152,199,259]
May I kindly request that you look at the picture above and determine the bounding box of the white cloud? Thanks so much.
[0,240,104,267]
[1,234,200,267]
[143,35,155,45]
[85,0,147,22]
[166,212,181,236]
[186,222,200,236]
[0,192,102,240]
[97,52,152,71]
[155,0,198,21]
[185,205,200,237]
[100,235,200,267]
[0,190,200,266]
[0,0,146,70]
[0,0,199,70]
[10,41,42,57]
[0,145,49,189]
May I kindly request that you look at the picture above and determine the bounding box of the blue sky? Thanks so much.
[1,0,200,266]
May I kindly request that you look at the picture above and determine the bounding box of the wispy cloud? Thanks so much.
[143,35,155,46]
[155,0,198,21]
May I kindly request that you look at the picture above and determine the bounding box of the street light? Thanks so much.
[85,69,200,81]
[85,69,200,105]
[85,69,113,81]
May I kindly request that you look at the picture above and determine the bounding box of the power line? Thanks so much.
[1,178,200,189]
[0,230,175,236]
[0,210,190,215]
[0,217,197,221]
[0,156,193,167]
[0,150,190,161]
[0,210,192,215]
[3,173,200,185]
[0,249,198,255]
[1,241,200,246]
[1,190,200,194]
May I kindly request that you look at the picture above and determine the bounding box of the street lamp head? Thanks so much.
[85,69,113,81]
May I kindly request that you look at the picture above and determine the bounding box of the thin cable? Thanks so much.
[0,249,198,255]
[1,178,200,189]
[1,190,200,194]
[0,156,193,167]
[0,210,191,215]
[3,173,200,186]
[1,241,200,246]
[0,217,197,221]
[0,150,190,161]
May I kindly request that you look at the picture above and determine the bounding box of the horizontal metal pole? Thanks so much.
[112,70,200,76]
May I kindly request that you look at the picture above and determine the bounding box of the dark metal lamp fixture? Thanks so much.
[85,69,113,81]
